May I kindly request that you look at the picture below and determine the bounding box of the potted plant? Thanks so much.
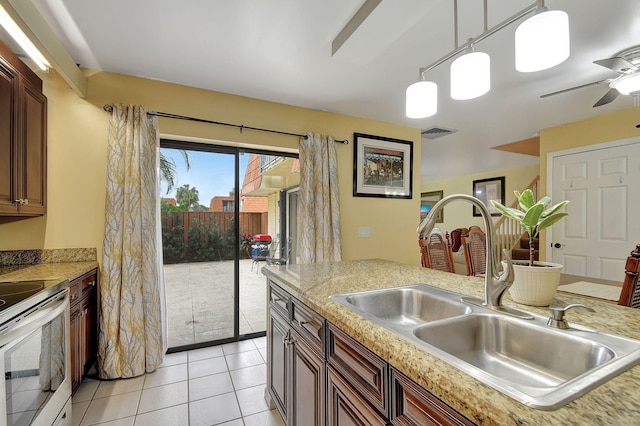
[491,189,569,306]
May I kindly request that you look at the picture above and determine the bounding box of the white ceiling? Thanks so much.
[19,0,640,180]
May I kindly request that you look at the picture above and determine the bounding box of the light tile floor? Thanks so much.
[164,259,268,348]
[72,336,285,426]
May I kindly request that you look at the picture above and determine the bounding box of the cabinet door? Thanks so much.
[327,365,388,426]
[268,309,289,421]
[82,288,98,375]
[0,58,17,214]
[18,79,46,215]
[69,303,83,394]
[289,328,325,426]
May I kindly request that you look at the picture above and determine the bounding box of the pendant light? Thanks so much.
[515,1,569,72]
[451,39,490,100]
[406,79,438,119]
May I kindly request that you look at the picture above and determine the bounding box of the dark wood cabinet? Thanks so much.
[327,365,388,426]
[267,280,476,426]
[268,309,289,419]
[69,269,98,395]
[267,281,325,426]
[0,39,47,216]
[390,369,475,426]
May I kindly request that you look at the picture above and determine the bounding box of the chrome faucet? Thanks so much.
[417,194,516,311]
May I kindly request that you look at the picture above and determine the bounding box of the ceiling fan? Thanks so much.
[541,45,640,107]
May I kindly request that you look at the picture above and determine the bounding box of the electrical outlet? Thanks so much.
[358,227,371,238]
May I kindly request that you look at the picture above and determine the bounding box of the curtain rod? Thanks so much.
[102,104,349,144]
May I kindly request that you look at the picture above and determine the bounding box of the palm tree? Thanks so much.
[160,150,190,193]
[176,184,200,211]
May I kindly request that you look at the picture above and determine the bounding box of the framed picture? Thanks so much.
[353,133,413,199]
[472,177,505,217]
[420,190,444,223]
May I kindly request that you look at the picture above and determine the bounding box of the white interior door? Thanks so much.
[550,139,640,280]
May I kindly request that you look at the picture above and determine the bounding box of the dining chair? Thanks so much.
[419,228,456,273]
[252,239,278,273]
[617,244,640,308]
[463,225,486,276]
[266,237,293,266]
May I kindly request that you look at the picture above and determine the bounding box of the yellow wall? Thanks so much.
[538,107,640,257]
[0,70,421,266]
[420,164,539,231]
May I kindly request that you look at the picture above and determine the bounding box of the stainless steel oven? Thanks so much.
[0,279,72,426]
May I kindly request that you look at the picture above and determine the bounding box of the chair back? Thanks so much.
[419,228,455,273]
[618,244,640,308]
[463,226,486,276]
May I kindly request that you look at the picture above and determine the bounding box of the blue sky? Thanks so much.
[160,148,249,207]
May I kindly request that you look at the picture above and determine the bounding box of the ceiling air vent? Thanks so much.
[421,126,457,140]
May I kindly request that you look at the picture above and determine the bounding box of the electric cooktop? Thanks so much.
[0,278,69,324]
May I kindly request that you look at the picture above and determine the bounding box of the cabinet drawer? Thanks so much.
[327,323,388,417]
[79,271,98,297]
[291,297,324,353]
[390,369,475,426]
[327,365,388,426]
[269,282,290,318]
[68,281,81,306]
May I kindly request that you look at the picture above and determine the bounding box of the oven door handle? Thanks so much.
[0,289,69,348]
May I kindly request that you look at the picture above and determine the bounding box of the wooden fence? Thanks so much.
[161,211,268,243]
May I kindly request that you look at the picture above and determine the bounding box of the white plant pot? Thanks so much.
[508,261,563,306]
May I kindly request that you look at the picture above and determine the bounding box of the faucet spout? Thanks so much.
[417,194,515,309]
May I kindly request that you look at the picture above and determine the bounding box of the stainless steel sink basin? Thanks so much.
[335,285,471,327]
[331,284,640,410]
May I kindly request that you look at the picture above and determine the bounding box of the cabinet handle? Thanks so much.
[13,199,28,205]
[89,280,96,287]
[296,319,309,327]
[70,293,77,301]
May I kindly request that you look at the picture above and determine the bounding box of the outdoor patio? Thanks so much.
[164,258,268,348]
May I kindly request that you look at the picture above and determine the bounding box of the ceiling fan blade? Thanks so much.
[593,57,638,74]
[593,88,620,107]
[540,79,611,98]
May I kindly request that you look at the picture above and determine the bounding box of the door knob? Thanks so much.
[553,243,562,248]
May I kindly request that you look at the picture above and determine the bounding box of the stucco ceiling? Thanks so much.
[21,0,640,180]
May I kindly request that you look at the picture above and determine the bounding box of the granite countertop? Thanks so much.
[0,261,99,283]
[262,259,640,425]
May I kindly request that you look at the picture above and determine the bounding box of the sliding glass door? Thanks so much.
[160,140,298,351]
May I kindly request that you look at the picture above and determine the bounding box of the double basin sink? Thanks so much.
[330,284,640,410]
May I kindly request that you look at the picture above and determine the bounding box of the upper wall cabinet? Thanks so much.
[0,40,47,216]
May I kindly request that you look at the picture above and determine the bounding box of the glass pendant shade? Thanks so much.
[611,73,640,95]
[406,80,438,118]
[450,52,490,100]
[515,10,569,72]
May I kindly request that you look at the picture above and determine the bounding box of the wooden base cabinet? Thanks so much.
[267,282,325,426]
[69,269,98,395]
[266,280,476,426]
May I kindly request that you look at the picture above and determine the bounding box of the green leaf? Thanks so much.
[518,189,536,209]
[538,212,569,231]
[490,201,524,220]
[522,203,544,229]
[540,200,570,218]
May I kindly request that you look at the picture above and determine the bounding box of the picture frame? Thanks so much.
[420,190,444,223]
[472,177,505,217]
[353,133,413,199]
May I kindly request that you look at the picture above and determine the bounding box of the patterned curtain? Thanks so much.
[98,104,164,379]
[298,133,342,263]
